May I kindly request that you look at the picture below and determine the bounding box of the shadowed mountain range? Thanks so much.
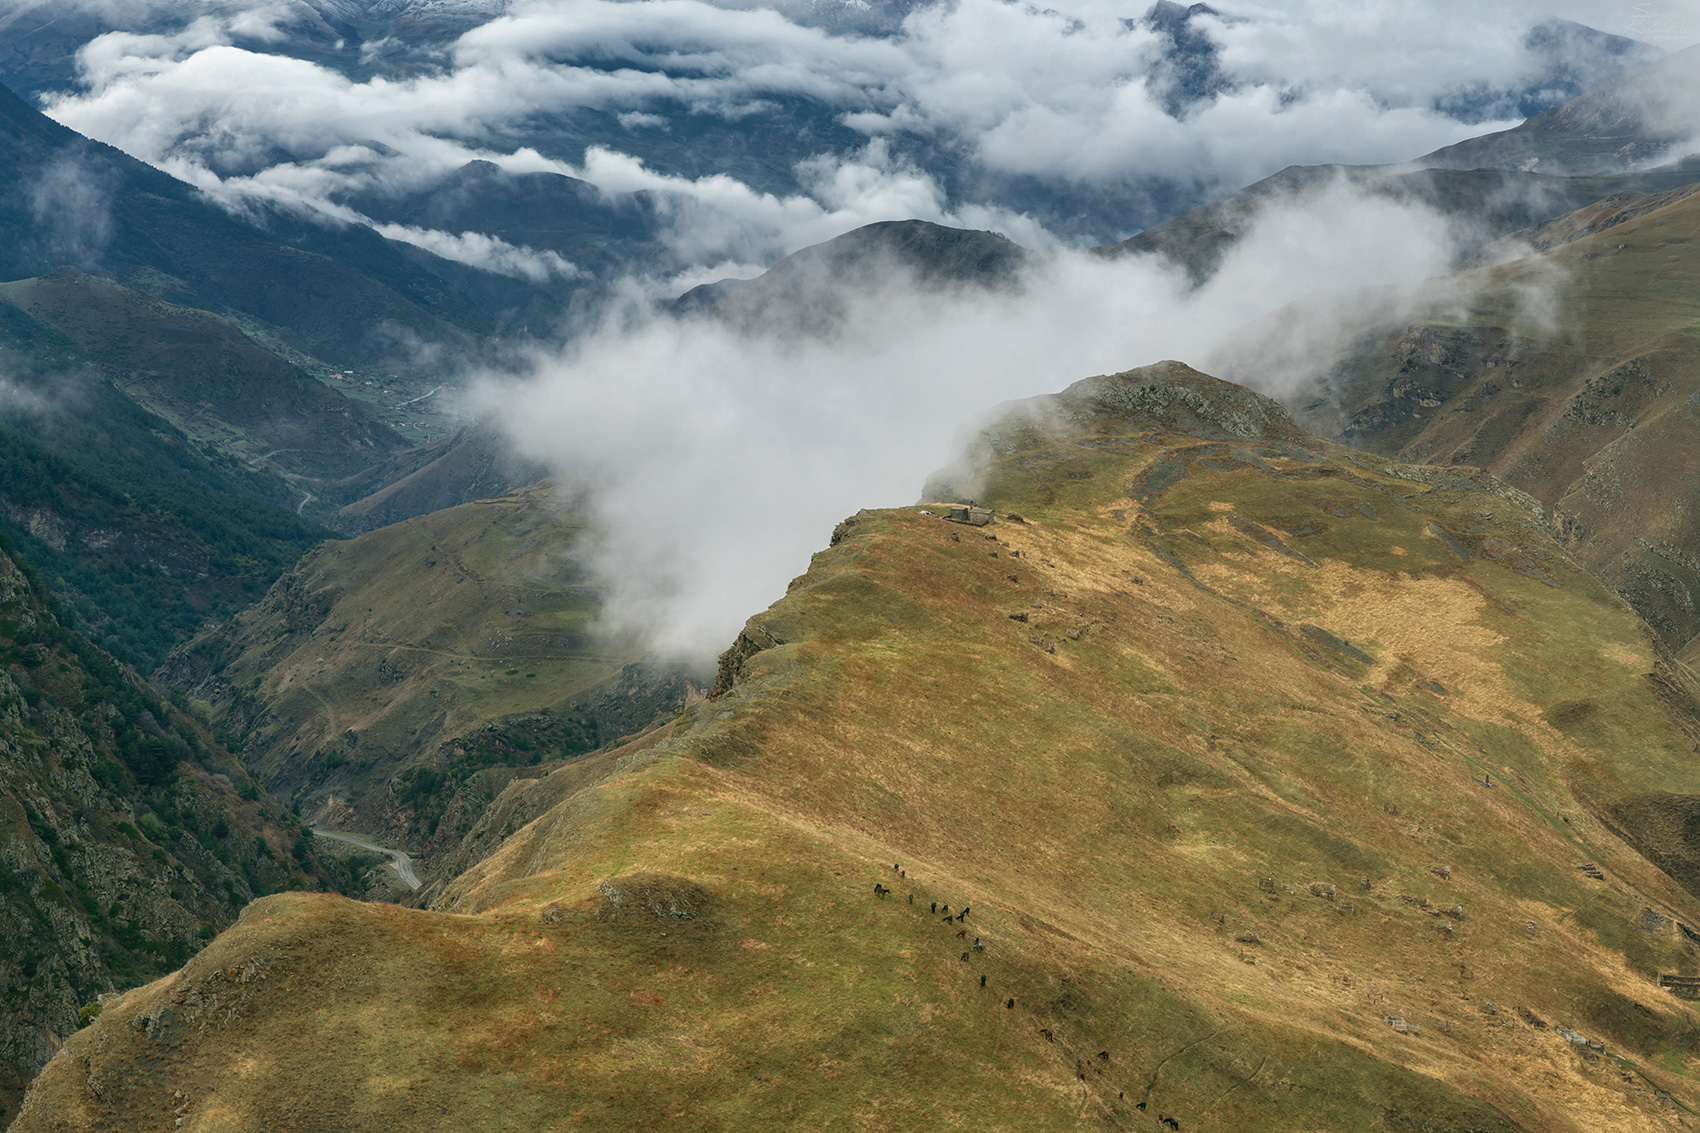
[0,80,494,367]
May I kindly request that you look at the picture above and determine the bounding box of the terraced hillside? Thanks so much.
[1280,185,1700,650]
[160,483,704,889]
[21,362,1700,1131]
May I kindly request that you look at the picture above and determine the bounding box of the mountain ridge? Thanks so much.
[0,79,495,367]
[23,360,1700,1130]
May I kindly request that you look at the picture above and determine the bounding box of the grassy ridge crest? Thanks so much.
[20,362,1700,1130]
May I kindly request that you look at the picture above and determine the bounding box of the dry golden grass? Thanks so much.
[20,365,1700,1131]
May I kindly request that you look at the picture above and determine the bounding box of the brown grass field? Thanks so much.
[19,363,1700,1131]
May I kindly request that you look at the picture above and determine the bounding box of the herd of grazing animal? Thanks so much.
[877,864,1182,1128]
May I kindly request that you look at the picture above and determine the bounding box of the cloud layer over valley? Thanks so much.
[31,0,1695,270]
[13,0,1697,659]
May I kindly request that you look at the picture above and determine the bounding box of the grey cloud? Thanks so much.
[28,153,115,269]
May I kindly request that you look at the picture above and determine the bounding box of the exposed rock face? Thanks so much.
[1058,360,1310,442]
[0,543,351,1126]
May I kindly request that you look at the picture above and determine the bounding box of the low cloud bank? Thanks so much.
[41,0,1668,266]
[474,179,1533,659]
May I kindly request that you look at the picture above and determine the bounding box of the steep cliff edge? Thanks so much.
[0,540,353,1126]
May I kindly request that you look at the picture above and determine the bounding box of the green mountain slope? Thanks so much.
[0,270,409,483]
[1280,185,1700,651]
[0,80,492,366]
[23,362,1700,1130]
[0,537,357,1127]
[0,301,331,670]
[1096,161,1700,285]
[328,424,548,536]
[1420,44,1700,175]
[159,483,704,891]
[701,220,1030,335]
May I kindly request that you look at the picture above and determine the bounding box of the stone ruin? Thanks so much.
[1556,1027,1605,1057]
[1577,862,1606,880]
[945,505,994,526]
[1384,1016,1422,1035]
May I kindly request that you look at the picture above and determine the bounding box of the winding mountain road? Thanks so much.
[311,828,422,890]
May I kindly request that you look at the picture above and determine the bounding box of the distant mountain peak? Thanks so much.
[1136,1,1234,120]
[1423,41,1700,174]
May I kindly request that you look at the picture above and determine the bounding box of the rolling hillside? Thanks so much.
[159,483,705,889]
[22,362,1700,1130]
[1274,184,1700,652]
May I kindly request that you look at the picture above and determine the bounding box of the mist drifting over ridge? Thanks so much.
[13,0,1700,662]
[473,178,1540,659]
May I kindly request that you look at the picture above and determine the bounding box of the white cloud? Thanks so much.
[25,0,1659,664]
[371,223,585,282]
[39,0,1691,271]
[0,375,54,420]
[475,177,1478,658]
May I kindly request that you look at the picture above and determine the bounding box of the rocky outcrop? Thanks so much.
[0,544,354,1125]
